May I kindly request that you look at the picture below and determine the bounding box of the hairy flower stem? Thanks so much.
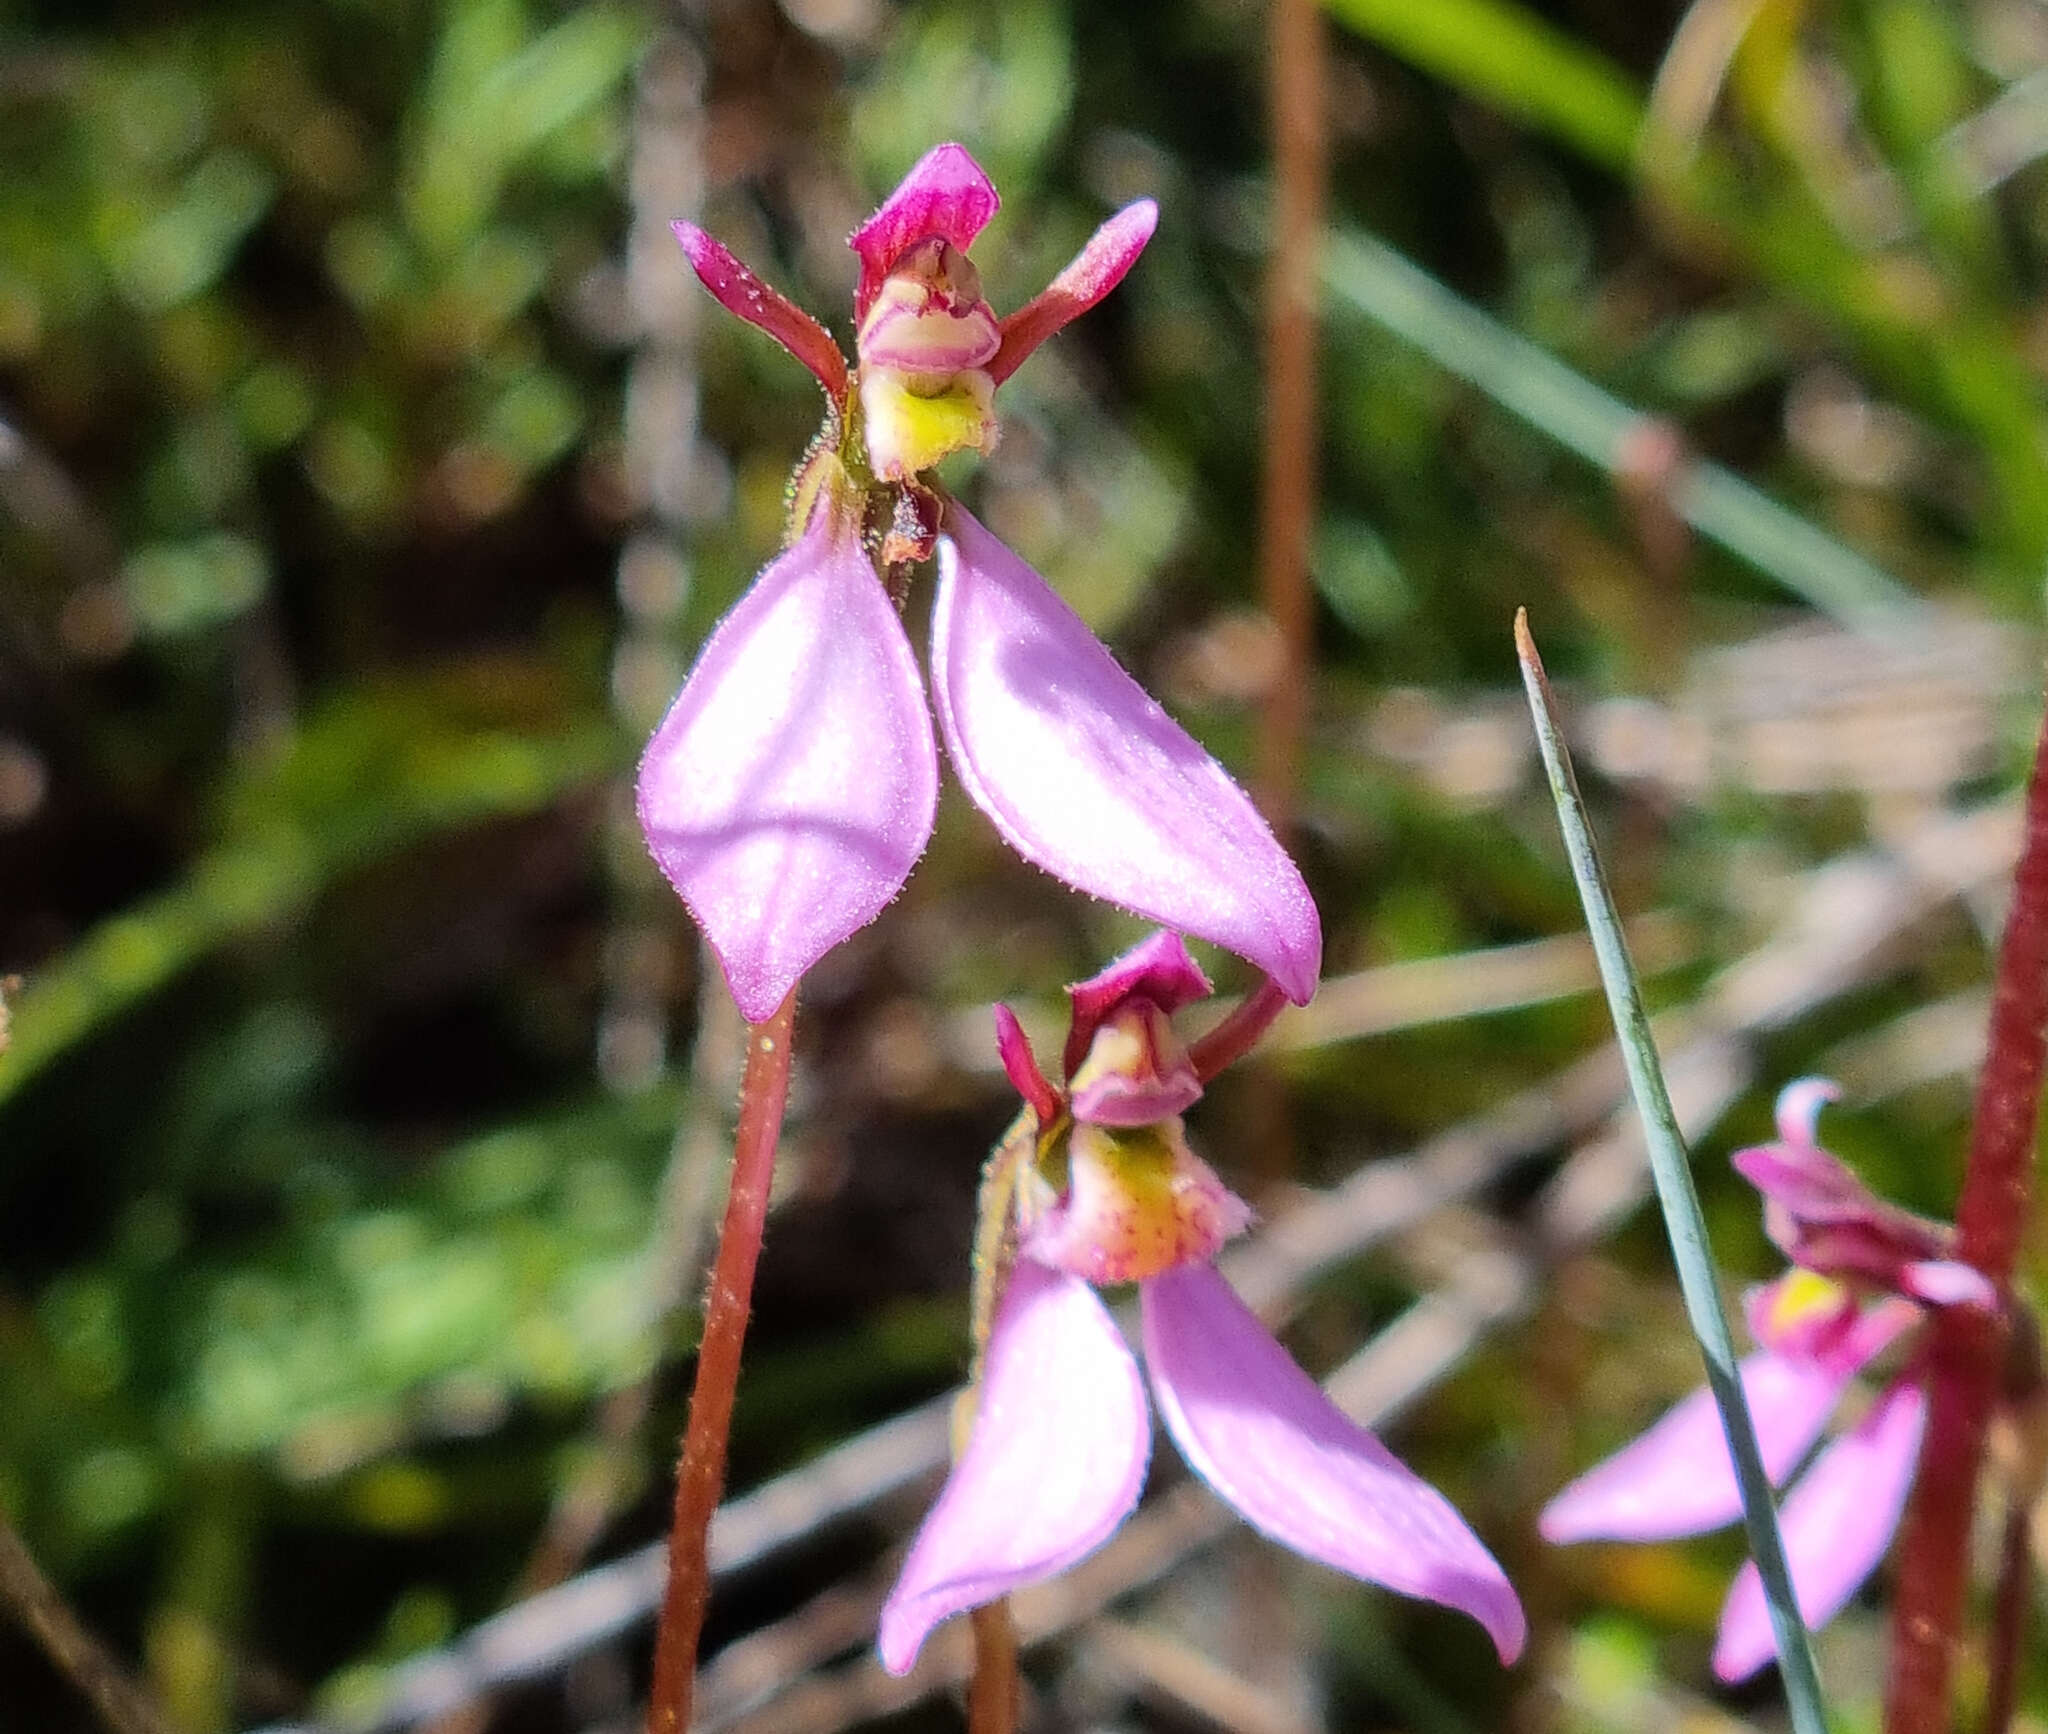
[967,1599,1021,1734]
[1884,696,2048,1734]
[647,989,798,1734]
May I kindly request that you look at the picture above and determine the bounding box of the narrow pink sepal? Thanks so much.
[1712,1376,1926,1683]
[849,143,1000,318]
[877,1260,1150,1675]
[994,1003,1060,1123]
[1064,930,1213,1079]
[931,506,1322,1004]
[1142,1264,1526,1663]
[671,222,849,403]
[988,200,1159,385]
[1539,1351,1854,1545]
[636,516,938,1023]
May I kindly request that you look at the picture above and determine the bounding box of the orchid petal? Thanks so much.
[878,1260,1149,1675]
[849,143,1000,318]
[931,506,1322,1003]
[993,1003,1060,1123]
[988,200,1160,385]
[636,516,937,1022]
[1064,930,1213,1079]
[1713,1376,1926,1683]
[1024,1123,1249,1284]
[1540,1351,1856,1544]
[671,223,848,403]
[1143,1264,1526,1663]
[1899,1258,1996,1311]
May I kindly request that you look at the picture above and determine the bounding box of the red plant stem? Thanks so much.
[1254,0,1327,824]
[1884,696,2048,1734]
[647,989,798,1734]
[1189,976,1291,1082]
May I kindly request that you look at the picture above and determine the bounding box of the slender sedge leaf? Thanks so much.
[1515,610,1830,1734]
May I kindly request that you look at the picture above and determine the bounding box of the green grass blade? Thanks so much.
[1515,610,1831,1733]
[1323,230,1921,630]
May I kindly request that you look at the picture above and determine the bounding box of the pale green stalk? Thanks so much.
[1516,611,1829,1734]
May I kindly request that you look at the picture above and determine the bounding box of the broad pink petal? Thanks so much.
[1713,1376,1926,1682]
[1064,930,1212,1079]
[878,1260,1149,1674]
[636,517,937,1022]
[931,507,1322,1003]
[989,200,1160,385]
[1540,1352,1855,1544]
[993,1002,1060,1123]
[1143,1264,1526,1663]
[849,143,999,318]
[671,223,848,403]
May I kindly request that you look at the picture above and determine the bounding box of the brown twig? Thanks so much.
[1885,694,2048,1734]
[1253,0,1327,822]
[0,1520,174,1734]
[648,988,799,1734]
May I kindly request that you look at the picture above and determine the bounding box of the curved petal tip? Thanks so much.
[1143,1264,1524,1663]
[932,506,1321,1002]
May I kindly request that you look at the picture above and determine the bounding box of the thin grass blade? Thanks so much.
[1515,609,1830,1734]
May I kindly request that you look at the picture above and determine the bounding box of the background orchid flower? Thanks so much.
[878,932,1526,1675]
[639,145,1321,1021]
[1540,1078,1994,1682]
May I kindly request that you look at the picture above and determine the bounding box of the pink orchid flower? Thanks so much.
[878,932,1527,1674]
[639,143,1319,1022]
[1541,1078,1995,1682]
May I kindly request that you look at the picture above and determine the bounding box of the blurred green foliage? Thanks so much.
[1,0,2045,1728]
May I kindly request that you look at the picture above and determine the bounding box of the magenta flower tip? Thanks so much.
[993,1003,1060,1124]
[1063,930,1213,1078]
[932,506,1323,1004]
[636,516,938,1022]
[670,221,849,403]
[988,198,1162,385]
[849,142,1001,318]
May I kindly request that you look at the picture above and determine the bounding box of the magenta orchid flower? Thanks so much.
[1541,1078,1995,1682]
[639,143,1319,1022]
[877,932,1527,1675]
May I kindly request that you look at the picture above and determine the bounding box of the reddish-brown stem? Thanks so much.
[1982,1497,2030,1734]
[1253,0,1327,824]
[966,1599,1020,1734]
[1189,976,1291,1082]
[1884,695,2048,1734]
[647,989,798,1734]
